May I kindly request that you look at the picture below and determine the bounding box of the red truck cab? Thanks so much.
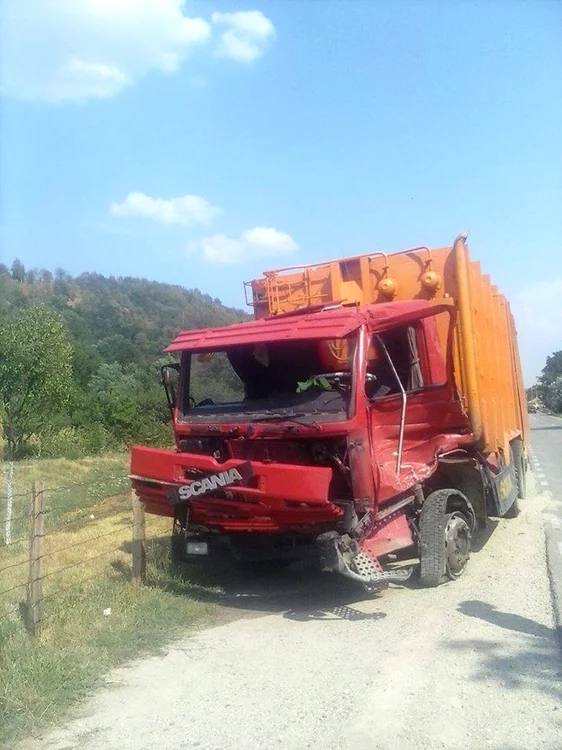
[131,235,527,588]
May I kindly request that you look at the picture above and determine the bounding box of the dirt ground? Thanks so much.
[25,472,562,750]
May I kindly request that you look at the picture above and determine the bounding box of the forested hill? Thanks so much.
[0,264,246,375]
[0,261,248,458]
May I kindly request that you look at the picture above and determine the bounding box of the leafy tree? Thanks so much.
[79,363,143,443]
[0,264,10,277]
[11,259,25,282]
[539,351,562,388]
[0,305,73,458]
[537,350,562,410]
[0,264,247,457]
[39,269,54,284]
[546,376,562,413]
[71,341,103,388]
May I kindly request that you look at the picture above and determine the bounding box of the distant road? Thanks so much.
[529,411,562,649]
[529,412,562,499]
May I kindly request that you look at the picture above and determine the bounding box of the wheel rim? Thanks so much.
[444,512,471,578]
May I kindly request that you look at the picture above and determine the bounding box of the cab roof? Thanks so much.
[164,300,452,353]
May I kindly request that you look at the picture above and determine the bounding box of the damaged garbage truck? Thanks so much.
[130,233,529,588]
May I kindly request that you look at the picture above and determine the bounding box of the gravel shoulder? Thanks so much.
[26,472,562,750]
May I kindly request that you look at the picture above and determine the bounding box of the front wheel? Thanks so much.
[418,489,472,587]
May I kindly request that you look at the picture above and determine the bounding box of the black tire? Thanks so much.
[504,442,525,518]
[419,489,472,587]
[504,496,520,518]
[512,439,527,500]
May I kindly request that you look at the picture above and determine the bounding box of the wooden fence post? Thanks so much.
[27,481,45,635]
[132,490,146,587]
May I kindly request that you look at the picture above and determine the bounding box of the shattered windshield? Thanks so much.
[179,336,356,423]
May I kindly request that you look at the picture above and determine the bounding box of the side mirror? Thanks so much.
[160,363,180,414]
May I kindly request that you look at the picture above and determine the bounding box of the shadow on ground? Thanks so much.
[116,521,501,624]
[121,539,389,622]
[448,599,562,702]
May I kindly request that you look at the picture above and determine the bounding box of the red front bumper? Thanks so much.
[130,445,343,533]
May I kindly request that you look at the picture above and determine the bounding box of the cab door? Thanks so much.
[366,312,470,504]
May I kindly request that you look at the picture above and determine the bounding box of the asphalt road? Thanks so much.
[529,412,562,499]
[30,457,562,750]
[528,411,562,647]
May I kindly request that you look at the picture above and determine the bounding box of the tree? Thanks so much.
[546,376,562,413]
[538,350,562,409]
[80,363,142,442]
[10,259,25,282]
[39,269,54,284]
[0,305,73,458]
[539,351,562,388]
[54,267,67,281]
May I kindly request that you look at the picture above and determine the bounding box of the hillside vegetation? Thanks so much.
[0,261,247,458]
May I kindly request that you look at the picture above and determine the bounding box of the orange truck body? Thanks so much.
[246,235,529,468]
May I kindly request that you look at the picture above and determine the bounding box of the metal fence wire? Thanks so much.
[0,471,147,634]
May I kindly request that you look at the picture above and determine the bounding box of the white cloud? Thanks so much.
[212,11,275,62]
[0,1,276,103]
[189,227,298,263]
[110,192,220,226]
[511,277,562,385]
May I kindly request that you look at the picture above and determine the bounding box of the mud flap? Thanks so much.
[489,463,518,517]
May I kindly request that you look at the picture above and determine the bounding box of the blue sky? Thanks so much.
[1,0,561,383]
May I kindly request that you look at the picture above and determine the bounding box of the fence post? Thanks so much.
[3,461,14,546]
[132,490,146,587]
[27,481,45,635]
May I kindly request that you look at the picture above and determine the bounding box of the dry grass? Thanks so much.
[0,456,216,748]
[2,454,131,544]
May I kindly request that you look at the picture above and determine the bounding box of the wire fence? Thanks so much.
[0,468,147,636]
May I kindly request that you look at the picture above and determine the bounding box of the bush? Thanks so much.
[31,424,122,460]
[81,422,121,455]
[33,427,87,459]
[132,419,174,448]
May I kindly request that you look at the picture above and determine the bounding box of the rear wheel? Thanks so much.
[505,441,525,518]
[512,439,527,500]
[419,489,472,587]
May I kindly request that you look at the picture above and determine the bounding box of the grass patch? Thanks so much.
[0,455,219,748]
[2,454,131,543]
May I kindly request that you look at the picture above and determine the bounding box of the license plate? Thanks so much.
[186,541,209,556]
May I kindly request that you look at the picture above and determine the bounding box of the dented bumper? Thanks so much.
[130,445,343,533]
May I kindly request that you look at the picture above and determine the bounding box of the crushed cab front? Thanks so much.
[130,445,343,533]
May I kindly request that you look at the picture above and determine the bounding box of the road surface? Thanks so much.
[528,411,562,651]
[28,437,562,750]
